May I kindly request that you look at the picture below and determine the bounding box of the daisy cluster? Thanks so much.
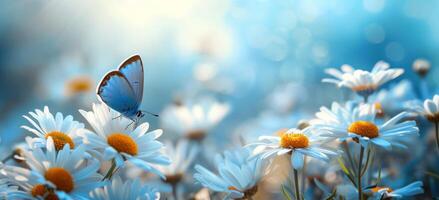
[1,59,439,200]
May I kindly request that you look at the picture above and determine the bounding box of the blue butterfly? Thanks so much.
[97,55,157,122]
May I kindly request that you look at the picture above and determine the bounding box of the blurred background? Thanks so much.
[1,0,439,198]
[2,0,439,145]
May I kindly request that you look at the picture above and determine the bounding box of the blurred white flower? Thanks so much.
[413,95,439,123]
[314,102,419,150]
[38,53,96,104]
[21,106,84,151]
[323,61,403,99]
[0,138,103,199]
[366,181,423,199]
[373,80,417,116]
[145,139,199,197]
[79,103,170,178]
[0,179,18,199]
[194,148,266,200]
[157,140,198,184]
[266,82,306,114]
[247,127,338,170]
[161,97,230,141]
[89,175,160,200]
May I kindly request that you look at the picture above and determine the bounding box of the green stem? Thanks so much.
[345,171,357,187]
[293,169,300,200]
[358,146,365,200]
[360,148,371,177]
[341,141,357,187]
[342,141,357,173]
[102,159,117,180]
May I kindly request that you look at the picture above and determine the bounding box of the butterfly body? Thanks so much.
[97,55,146,121]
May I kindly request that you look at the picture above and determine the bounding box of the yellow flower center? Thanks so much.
[45,131,75,150]
[107,133,138,156]
[352,84,375,92]
[31,184,59,200]
[228,186,239,191]
[426,113,439,123]
[280,133,309,149]
[185,130,206,141]
[66,76,93,94]
[228,186,258,199]
[348,121,379,138]
[371,186,393,193]
[374,102,385,118]
[164,173,184,185]
[13,148,25,163]
[44,167,74,193]
[275,128,289,137]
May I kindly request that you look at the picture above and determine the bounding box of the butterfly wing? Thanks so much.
[97,71,140,117]
[118,55,144,103]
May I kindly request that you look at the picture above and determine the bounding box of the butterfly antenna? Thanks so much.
[125,121,134,130]
[112,114,122,120]
[142,110,159,117]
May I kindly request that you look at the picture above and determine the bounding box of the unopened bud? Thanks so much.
[412,59,430,77]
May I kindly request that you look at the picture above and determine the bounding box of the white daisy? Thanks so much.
[194,148,266,200]
[89,175,160,200]
[313,102,419,149]
[161,97,230,141]
[79,103,170,178]
[155,140,198,190]
[0,138,103,200]
[323,61,403,99]
[21,106,84,151]
[367,181,424,199]
[247,127,338,170]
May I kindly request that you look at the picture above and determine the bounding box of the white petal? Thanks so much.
[291,151,304,170]
[103,147,118,160]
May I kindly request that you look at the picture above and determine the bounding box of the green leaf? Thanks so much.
[281,184,292,200]
[338,158,350,175]
[376,162,382,185]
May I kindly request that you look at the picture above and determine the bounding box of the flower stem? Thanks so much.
[301,156,307,195]
[171,183,178,200]
[358,146,365,200]
[293,169,300,200]
[360,148,372,177]
[102,159,117,180]
[1,152,14,163]
[342,141,357,173]
[435,122,439,153]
